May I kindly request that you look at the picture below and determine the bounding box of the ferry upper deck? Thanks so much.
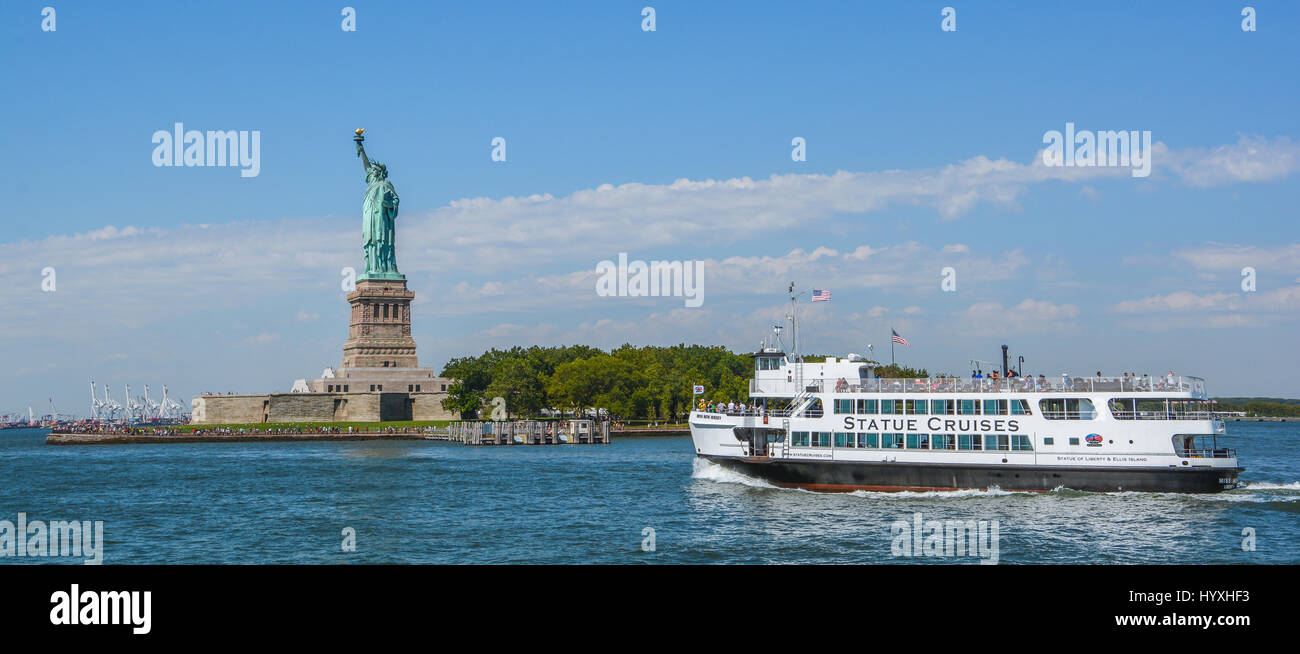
[747,349,1207,400]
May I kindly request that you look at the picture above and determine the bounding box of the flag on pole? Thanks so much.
[692,385,704,395]
[891,329,910,347]
[811,289,831,302]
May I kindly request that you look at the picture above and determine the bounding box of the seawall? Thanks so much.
[46,431,427,445]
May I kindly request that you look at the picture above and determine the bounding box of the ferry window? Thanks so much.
[812,432,832,447]
[1043,437,1055,446]
[1109,398,1135,417]
[1068,437,1079,446]
[792,431,810,447]
[985,434,1009,451]
[856,399,877,414]
[957,434,980,450]
[1011,435,1032,451]
[906,433,926,449]
[860,433,879,448]
[327,385,333,392]
[1011,399,1031,415]
[1040,398,1096,420]
[982,399,1008,415]
[932,434,955,450]
[958,399,979,415]
[931,399,955,415]
[834,399,853,414]
[881,400,900,415]
[906,400,927,415]
[882,433,903,449]
[834,432,853,447]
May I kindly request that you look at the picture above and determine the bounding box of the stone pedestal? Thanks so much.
[341,278,419,369]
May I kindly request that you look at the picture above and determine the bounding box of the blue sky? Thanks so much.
[2,1,1298,417]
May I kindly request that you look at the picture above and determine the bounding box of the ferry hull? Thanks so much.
[701,455,1242,493]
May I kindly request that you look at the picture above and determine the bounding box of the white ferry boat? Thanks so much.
[689,292,1242,493]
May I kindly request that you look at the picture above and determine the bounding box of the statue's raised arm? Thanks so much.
[354,128,371,172]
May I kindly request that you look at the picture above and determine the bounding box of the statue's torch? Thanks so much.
[354,128,365,156]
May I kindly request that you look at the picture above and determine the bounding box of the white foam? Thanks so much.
[1242,481,1300,491]
[846,486,1030,500]
[691,458,778,489]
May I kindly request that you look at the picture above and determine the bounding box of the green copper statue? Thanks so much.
[354,129,403,280]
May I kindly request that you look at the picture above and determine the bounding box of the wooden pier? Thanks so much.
[428,419,611,446]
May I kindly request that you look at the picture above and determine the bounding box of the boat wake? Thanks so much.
[1241,481,1300,491]
[691,457,777,489]
[846,486,1031,500]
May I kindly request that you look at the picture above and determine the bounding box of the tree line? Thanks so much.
[1212,398,1300,417]
[439,344,753,420]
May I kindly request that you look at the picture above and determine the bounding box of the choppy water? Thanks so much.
[0,423,1295,564]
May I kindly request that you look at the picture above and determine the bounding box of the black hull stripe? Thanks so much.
[701,455,1242,493]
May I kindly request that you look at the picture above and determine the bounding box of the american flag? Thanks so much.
[811,289,830,302]
[891,328,910,347]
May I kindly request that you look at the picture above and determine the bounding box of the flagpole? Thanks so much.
[891,326,895,365]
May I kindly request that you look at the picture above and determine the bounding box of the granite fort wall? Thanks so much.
[191,391,454,424]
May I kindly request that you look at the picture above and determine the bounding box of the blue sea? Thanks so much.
[1,423,1296,564]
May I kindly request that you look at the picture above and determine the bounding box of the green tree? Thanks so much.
[484,358,544,418]
[872,363,929,379]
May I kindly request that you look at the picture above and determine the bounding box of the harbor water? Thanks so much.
[1,423,1296,564]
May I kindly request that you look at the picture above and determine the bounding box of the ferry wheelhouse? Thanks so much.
[689,295,1242,493]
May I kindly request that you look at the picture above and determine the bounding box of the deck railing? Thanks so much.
[1111,410,1218,420]
[750,375,1206,397]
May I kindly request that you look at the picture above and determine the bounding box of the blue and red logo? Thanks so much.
[1085,433,1103,446]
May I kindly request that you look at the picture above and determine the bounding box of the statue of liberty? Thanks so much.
[354,129,403,280]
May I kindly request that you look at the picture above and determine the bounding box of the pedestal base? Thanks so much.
[341,278,419,369]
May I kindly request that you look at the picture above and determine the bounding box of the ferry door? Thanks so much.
[746,429,771,457]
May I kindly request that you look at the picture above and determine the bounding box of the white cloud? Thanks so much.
[1163,136,1300,187]
[958,299,1080,335]
[1110,286,1300,314]
[1169,242,1300,274]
